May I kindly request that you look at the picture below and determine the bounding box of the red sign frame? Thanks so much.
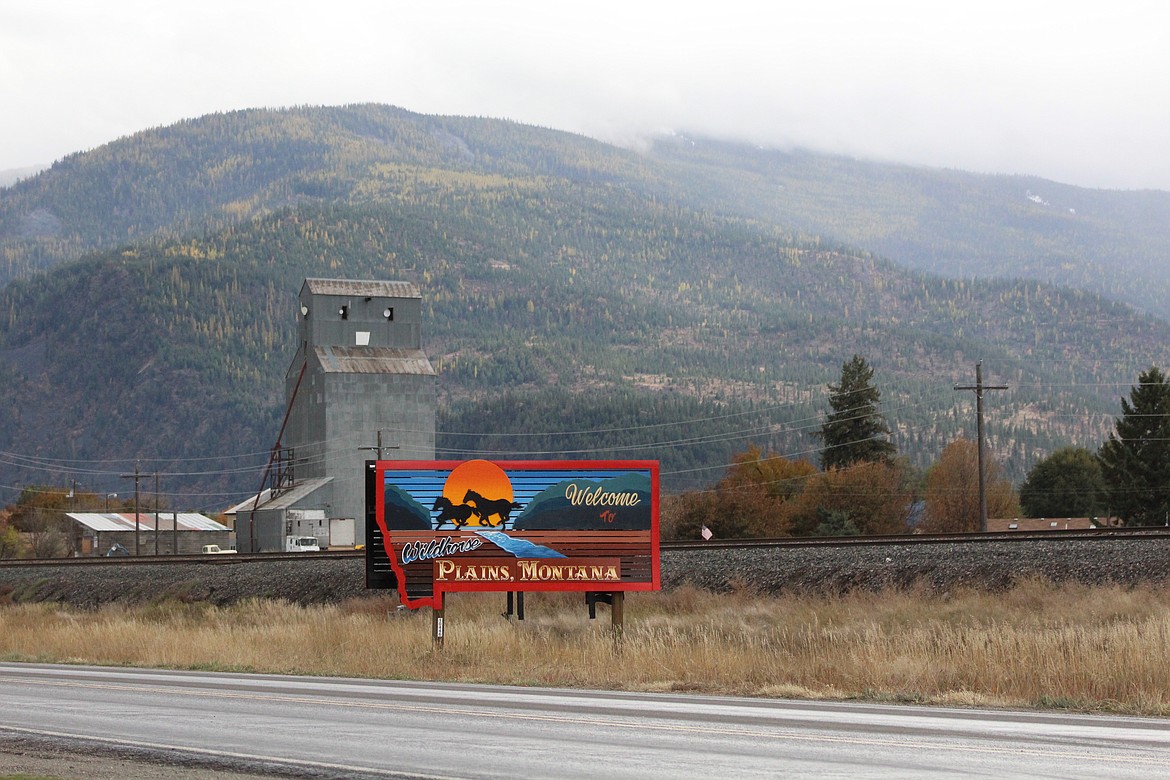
[372,459,660,609]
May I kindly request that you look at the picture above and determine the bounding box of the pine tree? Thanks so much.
[1098,366,1170,526]
[817,355,896,470]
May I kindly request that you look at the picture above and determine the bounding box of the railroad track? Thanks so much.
[0,550,361,567]
[3,526,1170,567]
[663,526,1170,549]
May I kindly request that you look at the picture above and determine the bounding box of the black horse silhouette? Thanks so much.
[463,489,523,527]
[432,496,477,528]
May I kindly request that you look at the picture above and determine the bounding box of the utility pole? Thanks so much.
[954,361,1008,533]
[154,471,160,556]
[359,430,399,461]
[67,480,77,555]
[120,464,142,555]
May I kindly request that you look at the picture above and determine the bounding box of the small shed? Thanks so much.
[65,512,233,556]
[230,477,333,553]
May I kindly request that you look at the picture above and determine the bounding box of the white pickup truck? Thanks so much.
[201,544,237,555]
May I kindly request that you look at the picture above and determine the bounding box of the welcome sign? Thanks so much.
[365,459,660,609]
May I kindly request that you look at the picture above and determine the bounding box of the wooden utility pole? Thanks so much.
[360,429,398,461]
[120,464,142,555]
[954,361,1008,532]
[154,471,160,556]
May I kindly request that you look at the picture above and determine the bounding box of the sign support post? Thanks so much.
[611,591,624,649]
[432,598,445,649]
[504,591,526,620]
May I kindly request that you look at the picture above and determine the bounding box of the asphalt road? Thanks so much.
[1,662,1168,779]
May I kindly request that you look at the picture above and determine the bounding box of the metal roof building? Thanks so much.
[65,512,232,556]
[67,512,230,533]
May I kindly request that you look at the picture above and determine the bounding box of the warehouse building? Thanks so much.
[65,512,232,556]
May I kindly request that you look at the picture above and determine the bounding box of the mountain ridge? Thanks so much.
[5,104,1169,318]
[0,105,1167,507]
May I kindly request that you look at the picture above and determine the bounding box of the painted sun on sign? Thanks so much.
[433,460,520,528]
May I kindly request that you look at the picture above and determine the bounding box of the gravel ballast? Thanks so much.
[4,536,1170,608]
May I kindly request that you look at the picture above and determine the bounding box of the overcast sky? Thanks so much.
[2,0,1167,191]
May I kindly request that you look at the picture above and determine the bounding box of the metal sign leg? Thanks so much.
[611,592,624,650]
[432,599,445,649]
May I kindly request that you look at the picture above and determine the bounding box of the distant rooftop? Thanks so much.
[229,477,334,513]
[224,489,273,517]
[66,512,229,532]
[302,279,420,299]
[987,517,1117,532]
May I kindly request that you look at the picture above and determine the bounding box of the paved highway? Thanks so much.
[1,662,1168,778]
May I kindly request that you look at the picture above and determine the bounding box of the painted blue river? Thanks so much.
[474,530,567,559]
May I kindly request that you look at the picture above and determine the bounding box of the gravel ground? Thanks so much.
[663,536,1170,594]
[3,536,1170,609]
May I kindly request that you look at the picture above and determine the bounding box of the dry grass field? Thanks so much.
[2,578,1169,716]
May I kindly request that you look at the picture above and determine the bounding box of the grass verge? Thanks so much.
[1,578,1168,715]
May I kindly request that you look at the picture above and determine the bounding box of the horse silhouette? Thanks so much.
[463,489,523,528]
[432,496,478,528]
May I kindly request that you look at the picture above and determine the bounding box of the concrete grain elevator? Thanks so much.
[234,278,436,551]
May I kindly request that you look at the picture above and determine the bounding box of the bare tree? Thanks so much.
[24,507,71,558]
[922,439,1018,532]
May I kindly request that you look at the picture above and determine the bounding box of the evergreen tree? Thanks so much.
[811,508,861,537]
[817,355,896,470]
[1098,367,1170,526]
[1019,447,1106,519]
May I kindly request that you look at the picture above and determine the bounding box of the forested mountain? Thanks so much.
[0,166,44,188]
[648,137,1170,320]
[0,105,664,283]
[4,105,1169,319]
[0,105,1167,507]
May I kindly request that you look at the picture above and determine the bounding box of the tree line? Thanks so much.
[663,357,1170,540]
[4,357,1167,557]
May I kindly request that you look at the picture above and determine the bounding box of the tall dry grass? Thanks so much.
[2,579,1169,715]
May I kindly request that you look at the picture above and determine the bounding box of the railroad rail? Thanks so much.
[0,550,361,567]
[662,526,1170,549]
[2,526,1170,567]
